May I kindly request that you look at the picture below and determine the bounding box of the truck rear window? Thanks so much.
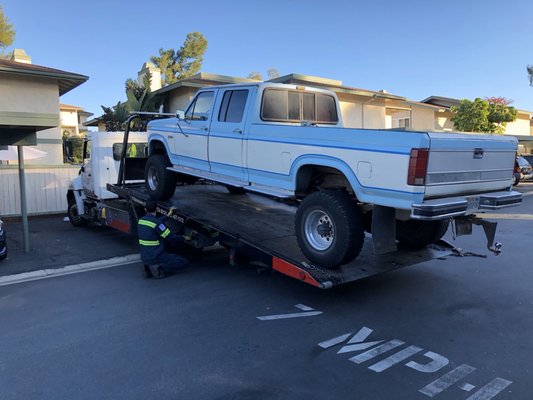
[261,89,338,124]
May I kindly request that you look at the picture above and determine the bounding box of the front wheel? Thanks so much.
[67,198,88,227]
[145,154,177,200]
[396,219,449,249]
[295,190,364,269]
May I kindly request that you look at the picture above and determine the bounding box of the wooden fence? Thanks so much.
[0,165,80,217]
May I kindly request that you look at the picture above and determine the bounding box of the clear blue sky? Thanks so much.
[4,0,533,116]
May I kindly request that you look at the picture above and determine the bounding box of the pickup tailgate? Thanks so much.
[425,132,517,198]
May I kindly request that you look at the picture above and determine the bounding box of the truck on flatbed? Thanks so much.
[142,82,521,268]
[66,106,519,288]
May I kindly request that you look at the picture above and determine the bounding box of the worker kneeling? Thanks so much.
[138,200,188,279]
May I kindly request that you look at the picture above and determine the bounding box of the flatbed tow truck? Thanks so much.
[71,113,459,289]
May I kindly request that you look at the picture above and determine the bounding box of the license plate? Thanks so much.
[466,196,480,213]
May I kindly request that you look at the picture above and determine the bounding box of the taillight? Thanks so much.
[408,148,429,186]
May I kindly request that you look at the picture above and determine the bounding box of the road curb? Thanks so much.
[0,254,140,287]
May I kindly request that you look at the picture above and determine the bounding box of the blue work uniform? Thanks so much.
[137,213,188,271]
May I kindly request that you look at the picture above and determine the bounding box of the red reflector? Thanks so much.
[408,148,429,186]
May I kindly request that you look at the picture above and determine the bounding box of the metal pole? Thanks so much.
[17,145,30,253]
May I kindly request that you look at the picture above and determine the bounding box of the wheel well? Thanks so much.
[296,165,354,196]
[149,140,167,156]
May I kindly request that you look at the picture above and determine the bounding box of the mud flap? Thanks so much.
[454,215,502,255]
[372,205,397,254]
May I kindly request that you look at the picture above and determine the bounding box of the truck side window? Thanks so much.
[185,91,214,121]
[261,89,338,124]
[218,90,249,123]
[316,94,338,123]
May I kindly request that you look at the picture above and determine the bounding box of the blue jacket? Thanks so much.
[137,213,173,264]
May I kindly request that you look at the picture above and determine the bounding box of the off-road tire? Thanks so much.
[67,198,88,227]
[145,154,177,200]
[225,185,246,194]
[295,190,364,269]
[396,219,449,249]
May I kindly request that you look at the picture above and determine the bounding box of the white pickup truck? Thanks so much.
[144,82,521,268]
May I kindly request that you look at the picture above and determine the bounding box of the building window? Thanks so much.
[393,117,410,129]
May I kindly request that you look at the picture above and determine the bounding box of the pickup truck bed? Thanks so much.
[109,182,451,288]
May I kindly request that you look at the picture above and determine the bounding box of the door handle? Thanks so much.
[200,126,208,131]
[233,129,243,134]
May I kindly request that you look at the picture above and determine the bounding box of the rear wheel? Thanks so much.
[295,190,364,269]
[145,154,177,200]
[396,219,449,249]
[67,198,88,227]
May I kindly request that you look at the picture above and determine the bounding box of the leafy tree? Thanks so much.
[486,98,517,133]
[247,68,281,81]
[247,71,262,80]
[0,5,15,51]
[527,65,533,86]
[267,68,280,79]
[101,73,162,132]
[150,32,207,85]
[451,98,517,134]
[100,101,129,132]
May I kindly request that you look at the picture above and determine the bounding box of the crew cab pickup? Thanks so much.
[145,82,522,268]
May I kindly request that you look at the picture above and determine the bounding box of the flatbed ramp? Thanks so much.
[116,183,451,289]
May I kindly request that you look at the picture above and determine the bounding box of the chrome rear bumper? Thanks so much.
[411,190,522,220]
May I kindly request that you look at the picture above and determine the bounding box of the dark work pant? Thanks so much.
[148,251,188,272]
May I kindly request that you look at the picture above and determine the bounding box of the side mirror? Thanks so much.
[176,110,185,120]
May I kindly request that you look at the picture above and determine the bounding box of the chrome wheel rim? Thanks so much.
[147,166,158,191]
[304,209,335,251]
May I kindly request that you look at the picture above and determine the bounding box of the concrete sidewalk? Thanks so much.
[0,214,139,277]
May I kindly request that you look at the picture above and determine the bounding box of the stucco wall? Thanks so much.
[0,75,59,113]
[436,111,455,131]
[167,87,198,114]
[60,110,78,128]
[339,101,363,128]
[503,113,531,136]
[410,106,436,131]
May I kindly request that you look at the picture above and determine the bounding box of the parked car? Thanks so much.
[515,156,533,185]
[0,218,6,261]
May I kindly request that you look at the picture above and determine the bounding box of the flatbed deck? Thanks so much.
[108,182,451,288]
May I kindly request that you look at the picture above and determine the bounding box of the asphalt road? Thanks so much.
[0,183,532,400]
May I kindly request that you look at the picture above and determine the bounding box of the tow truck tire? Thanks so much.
[512,172,520,186]
[145,154,177,200]
[295,190,364,269]
[396,219,449,249]
[225,185,246,194]
[67,198,88,227]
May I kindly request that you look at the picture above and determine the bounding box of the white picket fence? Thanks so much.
[0,165,80,217]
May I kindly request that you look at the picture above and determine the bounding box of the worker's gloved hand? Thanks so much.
[168,206,177,217]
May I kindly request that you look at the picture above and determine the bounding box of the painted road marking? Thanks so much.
[406,351,450,373]
[257,304,322,320]
[419,364,476,397]
[349,340,405,364]
[461,383,476,392]
[318,326,513,400]
[465,378,512,400]
[368,345,423,372]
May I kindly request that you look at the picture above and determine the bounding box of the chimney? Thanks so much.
[10,49,32,64]
[137,62,162,92]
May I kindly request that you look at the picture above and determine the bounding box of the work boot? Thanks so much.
[149,264,165,279]
[141,264,153,279]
